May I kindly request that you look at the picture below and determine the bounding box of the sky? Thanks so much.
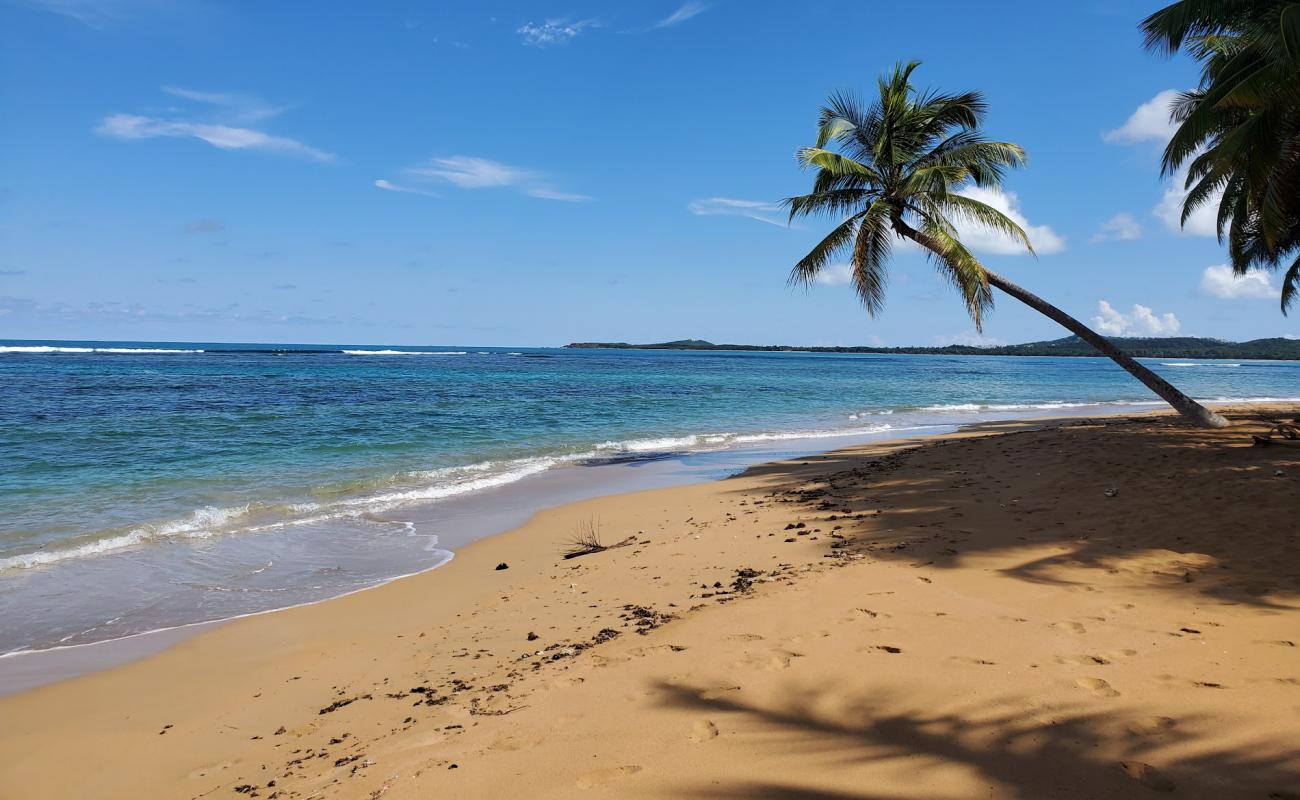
[1,0,1297,347]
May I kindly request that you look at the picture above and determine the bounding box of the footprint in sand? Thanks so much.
[1058,654,1110,666]
[576,765,643,789]
[1053,621,1088,634]
[1075,677,1120,697]
[487,733,545,752]
[736,648,803,671]
[1125,716,1176,737]
[689,720,720,743]
[725,633,765,642]
[1118,761,1175,792]
[948,656,997,666]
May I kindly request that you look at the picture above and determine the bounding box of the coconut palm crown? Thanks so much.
[784,61,1231,428]
[784,60,1033,330]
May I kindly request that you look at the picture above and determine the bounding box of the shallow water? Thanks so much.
[2,339,1296,654]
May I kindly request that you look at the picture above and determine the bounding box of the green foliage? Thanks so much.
[785,61,1032,330]
[1142,1,1300,313]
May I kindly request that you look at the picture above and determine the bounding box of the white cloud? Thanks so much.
[408,155,530,188]
[96,114,334,161]
[687,197,785,226]
[935,330,1006,348]
[1092,300,1181,336]
[517,18,597,46]
[96,88,331,162]
[523,187,593,202]
[161,86,284,123]
[1103,89,1181,145]
[1090,212,1142,242]
[812,264,853,286]
[1199,264,1277,299]
[953,185,1064,255]
[1153,166,1220,236]
[374,179,437,198]
[400,155,589,201]
[653,2,708,28]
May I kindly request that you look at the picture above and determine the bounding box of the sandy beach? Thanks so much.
[2,406,1298,799]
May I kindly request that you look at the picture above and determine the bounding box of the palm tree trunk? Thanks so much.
[982,269,1230,428]
[888,218,1230,428]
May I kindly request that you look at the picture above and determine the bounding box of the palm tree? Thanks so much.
[1141,1,1300,313]
[786,62,1229,428]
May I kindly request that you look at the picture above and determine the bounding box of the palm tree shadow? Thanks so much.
[655,680,1300,799]
[726,410,1300,609]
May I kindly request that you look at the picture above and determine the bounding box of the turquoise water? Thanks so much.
[1,339,1297,654]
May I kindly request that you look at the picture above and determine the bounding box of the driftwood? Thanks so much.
[1253,421,1300,447]
[562,535,637,560]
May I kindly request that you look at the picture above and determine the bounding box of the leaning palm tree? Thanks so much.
[1141,1,1300,313]
[787,61,1229,428]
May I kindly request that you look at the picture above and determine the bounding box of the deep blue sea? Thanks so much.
[2,339,1297,655]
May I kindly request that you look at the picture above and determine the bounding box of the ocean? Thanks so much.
[2,339,1297,656]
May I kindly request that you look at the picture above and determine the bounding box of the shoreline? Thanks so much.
[0,419,959,694]
[2,404,1297,799]
[1,397,1294,693]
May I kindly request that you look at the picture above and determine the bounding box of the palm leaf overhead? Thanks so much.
[1142,0,1300,313]
[785,61,1230,428]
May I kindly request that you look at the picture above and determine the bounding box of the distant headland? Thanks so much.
[564,336,1300,360]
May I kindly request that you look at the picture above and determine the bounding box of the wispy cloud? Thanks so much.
[1092,300,1180,336]
[1103,89,1180,145]
[687,197,786,226]
[14,0,160,27]
[1090,212,1142,242]
[96,88,332,162]
[517,18,598,46]
[1199,264,1277,300]
[390,155,592,201]
[161,86,284,123]
[374,179,438,198]
[0,295,341,327]
[653,2,708,28]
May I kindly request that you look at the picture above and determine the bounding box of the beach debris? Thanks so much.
[730,568,762,593]
[561,517,637,559]
[1253,420,1299,447]
[274,726,287,735]
[592,627,621,643]
[621,604,677,634]
[527,631,539,641]
[495,562,509,570]
[1104,488,1119,497]
[318,694,371,715]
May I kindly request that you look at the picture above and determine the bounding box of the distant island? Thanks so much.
[565,336,1300,360]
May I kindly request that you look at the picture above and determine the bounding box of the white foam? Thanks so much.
[339,349,467,356]
[1161,362,1241,368]
[0,346,203,354]
[0,504,256,571]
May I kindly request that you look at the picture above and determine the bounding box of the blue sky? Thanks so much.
[1,0,1297,347]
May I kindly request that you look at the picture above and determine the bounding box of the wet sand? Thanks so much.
[1,406,1297,798]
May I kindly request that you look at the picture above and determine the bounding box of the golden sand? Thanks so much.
[2,408,1298,799]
